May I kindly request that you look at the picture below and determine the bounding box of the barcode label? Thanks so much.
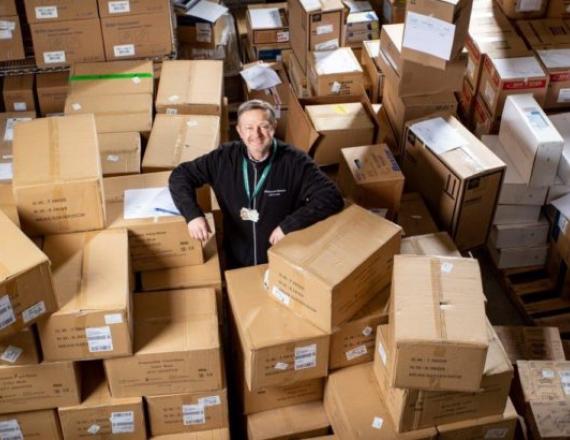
[196,23,212,43]
[316,24,333,35]
[166,108,178,115]
[485,427,509,438]
[110,411,134,433]
[85,326,113,353]
[104,313,123,325]
[109,1,130,13]
[22,301,46,323]
[0,296,16,330]
[294,343,317,370]
[271,286,291,306]
[35,6,58,19]
[542,369,555,379]
[106,154,120,163]
[43,51,66,64]
[1,345,22,363]
[198,395,221,407]
[276,31,289,42]
[13,102,26,111]
[0,420,23,440]
[362,326,373,337]
[524,107,549,130]
[87,424,100,435]
[0,21,16,31]
[345,344,368,361]
[182,404,205,425]
[113,44,135,57]
[0,29,12,39]
[372,416,383,430]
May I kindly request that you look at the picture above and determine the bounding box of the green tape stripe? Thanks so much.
[69,73,153,81]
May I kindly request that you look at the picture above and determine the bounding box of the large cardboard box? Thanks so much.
[403,115,505,250]
[104,289,223,398]
[0,361,80,413]
[30,18,105,67]
[101,10,173,60]
[12,114,106,236]
[268,205,401,333]
[146,389,228,436]
[98,0,170,17]
[499,94,563,187]
[0,410,62,439]
[345,10,380,47]
[329,287,390,370]
[0,183,18,226]
[58,363,146,439]
[307,48,364,96]
[36,71,69,115]
[226,264,330,391]
[246,3,289,46]
[0,15,24,62]
[389,255,489,392]
[324,363,438,439]
[98,132,141,176]
[288,0,346,72]
[337,144,404,213]
[0,210,56,339]
[490,219,549,248]
[142,114,220,172]
[494,326,566,364]
[156,60,223,116]
[361,40,383,103]
[3,75,35,113]
[514,360,570,409]
[495,0,548,18]
[374,323,513,431]
[24,0,98,23]
[397,192,439,237]
[38,229,132,361]
[104,171,207,271]
[400,231,461,257]
[0,327,40,366]
[534,48,570,110]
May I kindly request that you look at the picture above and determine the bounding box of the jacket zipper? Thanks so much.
[252,166,258,266]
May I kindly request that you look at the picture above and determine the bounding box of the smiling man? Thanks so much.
[169,99,344,269]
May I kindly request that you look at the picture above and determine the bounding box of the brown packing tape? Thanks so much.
[47,118,61,181]
[172,118,191,167]
[77,232,90,311]
[430,258,447,341]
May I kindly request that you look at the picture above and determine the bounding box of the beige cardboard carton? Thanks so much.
[36,71,69,115]
[3,75,35,113]
[307,47,364,97]
[397,192,439,237]
[98,132,141,176]
[0,327,39,366]
[0,409,62,439]
[400,231,461,257]
[246,3,289,46]
[494,326,566,364]
[361,40,383,102]
[23,0,98,23]
[0,15,24,63]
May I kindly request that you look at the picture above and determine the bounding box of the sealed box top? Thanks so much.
[42,228,129,313]
[12,114,101,187]
[311,48,362,76]
[516,360,570,402]
[225,265,328,350]
[69,60,154,96]
[247,3,288,29]
[392,254,488,348]
[489,55,546,80]
[269,205,401,288]
[133,289,219,354]
[536,48,570,72]
[306,102,374,132]
[340,144,404,184]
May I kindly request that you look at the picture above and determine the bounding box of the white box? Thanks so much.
[499,94,564,187]
[548,176,570,203]
[489,218,549,248]
[548,112,570,184]
[488,243,548,269]
[494,204,542,225]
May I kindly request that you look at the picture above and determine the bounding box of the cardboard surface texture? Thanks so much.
[494,326,566,364]
[98,132,141,177]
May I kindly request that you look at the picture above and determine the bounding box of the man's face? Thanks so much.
[236,109,276,156]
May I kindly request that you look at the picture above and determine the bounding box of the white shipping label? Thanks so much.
[378,342,387,365]
[524,107,549,130]
[14,102,27,112]
[105,313,123,325]
[0,345,22,363]
[43,51,65,64]
[198,395,221,407]
[485,428,509,439]
[0,420,23,440]
[330,81,341,93]
[109,1,130,13]
[87,425,100,435]
[558,88,570,103]
[441,262,454,273]
[0,30,12,39]
[71,103,81,111]
[362,326,373,337]
[314,38,339,51]
[410,117,466,155]
[403,12,456,61]
[166,108,178,115]
[110,411,135,433]
[542,369,555,379]
[316,24,333,35]
[85,326,113,353]
[345,344,368,361]
[0,163,12,181]
[274,362,288,370]
[294,343,317,370]
[372,417,384,430]
[276,31,289,42]
[560,371,570,395]
[516,0,541,11]
[22,301,46,323]
[0,296,15,330]
[467,57,475,79]
[35,6,58,19]
[0,21,16,31]
[182,404,206,425]
[114,44,135,57]
[271,286,291,306]
[106,154,120,163]
[196,23,212,43]
[483,82,497,107]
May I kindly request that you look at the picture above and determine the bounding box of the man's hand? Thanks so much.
[188,216,211,242]
[269,226,285,245]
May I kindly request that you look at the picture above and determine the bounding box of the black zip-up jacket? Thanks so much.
[169,139,344,269]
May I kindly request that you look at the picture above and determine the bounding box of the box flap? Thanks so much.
[400,232,461,257]
[306,102,373,131]
[284,85,320,154]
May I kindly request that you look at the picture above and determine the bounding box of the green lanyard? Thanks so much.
[242,140,277,204]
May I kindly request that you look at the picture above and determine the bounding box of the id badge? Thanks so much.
[240,207,259,223]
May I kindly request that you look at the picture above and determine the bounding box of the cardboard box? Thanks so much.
[436,399,518,440]
[104,289,223,398]
[24,0,98,23]
[104,171,207,271]
[403,115,505,250]
[30,18,105,67]
[379,24,467,97]
[494,204,542,225]
[376,105,401,157]
[246,3,289,46]
[0,361,80,413]
[0,15,25,62]
[0,210,56,339]
[397,192,439,237]
[375,322,513,431]
[98,0,170,17]
[247,402,330,440]
[226,265,330,391]
[401,0,473,70]
[0,327,39,366]
[36,71,69,115]
[59,363,146,439]
[535,48,570,110]
[490,219,549,248]
[472,94,501,137]
[177,14,226,50]
[268,205,401,333]
[527,400,570,440]
[101,10,173,60]
[0,0,17,15]
[98,132,141,176]
[329,287,389,370]
[0,183,19,226]
[482,135,548,206]
[361,40,383,102]
[495,0,548,19]
[146,389,228,436]
[400,231,461,257]
[494,326,566,364]
[324,363,438,439]
[518,19,570,49]
[282,50,311,98]
[142,114,220,172]
[288,0,346,72]
[389,255,488,392]
[550,113,570,184]
[3,74,35,113]
[12,114,106,236]
[307,48,364,97]
[337,144,404,213]
[514,360,570,406]
[156,60,223,116]
[69,60,154,97]
[38,229,132,361]
[488,242,549,269]
[345,11,380,47]
[0,410,62,439]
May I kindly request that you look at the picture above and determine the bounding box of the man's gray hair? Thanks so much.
[237,100,277,126]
